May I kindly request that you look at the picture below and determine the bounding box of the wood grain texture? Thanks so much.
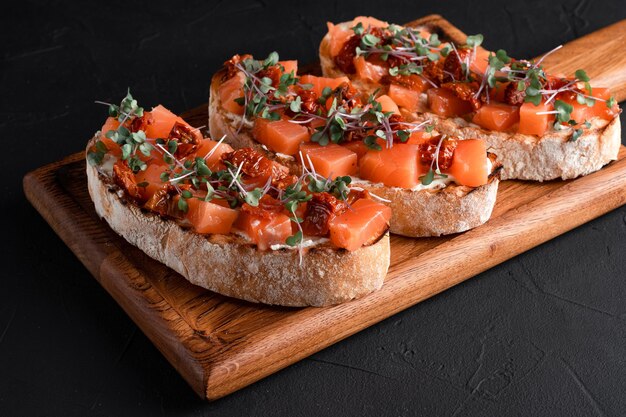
[23,15,626,400]
[538,19,626,102]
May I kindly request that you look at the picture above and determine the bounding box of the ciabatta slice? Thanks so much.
[86,136,390,307]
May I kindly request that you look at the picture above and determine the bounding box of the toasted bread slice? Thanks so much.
[86,136,390,307]
[209,68,501,237]
[424,113,620,181]
[319,18,621,181]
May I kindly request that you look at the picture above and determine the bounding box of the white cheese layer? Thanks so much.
[270,237,330,251]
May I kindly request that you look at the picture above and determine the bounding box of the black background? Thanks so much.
[3,1,626,416]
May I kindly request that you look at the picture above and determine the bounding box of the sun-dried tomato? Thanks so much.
[112,161,143,202]
[503,82,527,106]
[385,54,406,72]
[441,81,482,110]
[222,148,276,177]
[223,54,252,81]
[144,185,175,216]
[298,89,321,114]
[302,192,348,236]
[334,34,362,74]
[168,122,202,158]
[330,82,362,113]
[258,65,282,87]
[386,114,411,142]
[418,136,458,170]
[221,148,291,188]
[546,76,575,91]
[273,174,298,191]
[444,48,472,82]
[383,74,422,91]
[342,128,367,143]
[129,112,153,133]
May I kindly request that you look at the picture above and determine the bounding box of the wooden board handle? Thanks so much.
[538,19,626,102]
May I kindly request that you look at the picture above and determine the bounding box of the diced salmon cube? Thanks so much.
[329,198,391,251]
[359,143,422,188]
[300,143,357,178]
[255,119,310,155]
[185,198,239,234]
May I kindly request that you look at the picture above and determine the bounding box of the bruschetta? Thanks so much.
[209,53,501,237]
[86,91,391,307]
[320,16,622,181]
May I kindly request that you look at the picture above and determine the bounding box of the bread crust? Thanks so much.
[430,113,621,181]
[85,138,390,307]
[209,69,500,237]
[319,21,622,181]
[354,174,500,237]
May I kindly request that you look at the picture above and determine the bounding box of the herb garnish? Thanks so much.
[232,52,307,131]
[89,90,154,173]
[352,23,449,83]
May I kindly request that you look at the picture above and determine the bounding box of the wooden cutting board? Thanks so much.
[23,15,626,400]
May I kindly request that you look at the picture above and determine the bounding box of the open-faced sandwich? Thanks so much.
[209,53,501,237]
[86,91,392,307]
[320,16,622,181]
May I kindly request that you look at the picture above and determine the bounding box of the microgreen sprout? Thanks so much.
[353,23,450,85]
[233,52,304,132]
[90,90,153,172]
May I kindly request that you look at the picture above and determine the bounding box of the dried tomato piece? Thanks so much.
[144,185,175,216]
[223,54,252,81]
[503,81,527,106]
[129,112,153,133]
[168,122,201,158]
[273,174,298,191]
[441,81,482,110]
[222,148,275,177]
[221,148,291,188]
[343,128,367,143]
[385,54,406,72]
[258,65,282,87]
[443,48,472,82]
[328,82,362,113]
[423,58,445,85]
[302,192,348,236]
[298,89,320,114]
[545,77,572,91]
[386,114,413,142]
[384,74,422,91]
[418,136,458,170]
[112,161,143,202]
[334,34,362,74]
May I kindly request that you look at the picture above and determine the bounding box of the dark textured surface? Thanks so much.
[3,1,626,416]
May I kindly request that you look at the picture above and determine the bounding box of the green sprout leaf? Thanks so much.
[245,188,263,206]
[263,51,279,68]
[289,96,302,113]
[574,69,590,82]
[554,100,573,123]
[352,22,364,36]
[607,96,616,109]
[362,34,380,47]
[466,34,484,48]
[177,196,189,213]
[420,168,435,185]
[285,230,303,247]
